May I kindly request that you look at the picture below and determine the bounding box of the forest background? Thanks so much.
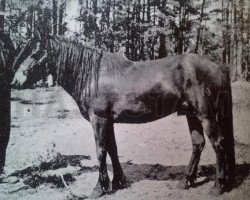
[1,0,249,81]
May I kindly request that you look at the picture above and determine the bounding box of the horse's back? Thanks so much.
[90,53,231,122]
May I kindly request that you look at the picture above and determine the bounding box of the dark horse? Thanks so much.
[0,31,16,176]
[12,33,236,198]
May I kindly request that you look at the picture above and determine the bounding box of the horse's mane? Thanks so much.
[49,36,133,98]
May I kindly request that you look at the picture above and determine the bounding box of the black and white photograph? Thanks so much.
[0,0,249,199]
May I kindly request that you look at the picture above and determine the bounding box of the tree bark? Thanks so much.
[131,5,136,61]
[177,2,184,54]
[53,0,58,35]
[139,0,146,60]
[151,4,156,59]
[26,8,34,37]
[158,0,167,58]
[0,0,15,174]
[147,0,150,22]
[237,0,244,79]
[246,0,250,79]
[194,0,205,54]
[126,1,130,59]
[0,0,5,31]
[58,1,66,35]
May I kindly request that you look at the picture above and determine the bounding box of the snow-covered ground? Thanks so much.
[0,81,249,200]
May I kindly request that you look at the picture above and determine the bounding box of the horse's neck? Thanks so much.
[50,47,77,100]
[51,41,101,103]
[54,61,78,100]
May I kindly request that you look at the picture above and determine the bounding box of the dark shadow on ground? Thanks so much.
[7,154,249,191]
[20,99,55,105]
[11,97,55,105]
[109,162,249,189]
[10,154,98,188]
[10,97,22,102]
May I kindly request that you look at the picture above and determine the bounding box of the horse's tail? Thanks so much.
[218,64,236,184]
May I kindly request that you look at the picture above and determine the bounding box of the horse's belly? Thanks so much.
[113,95,179,124]
[114,111,172,123]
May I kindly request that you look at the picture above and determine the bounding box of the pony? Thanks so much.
[0,31,16,176]
[12,33,236,198]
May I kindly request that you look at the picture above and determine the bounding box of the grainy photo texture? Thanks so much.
[0,0,249,200]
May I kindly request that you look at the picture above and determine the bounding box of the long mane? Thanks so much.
[49,36,103,98]
[48,36,133,98]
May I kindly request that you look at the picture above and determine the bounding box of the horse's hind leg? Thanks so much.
[177,114,205,189]
[89,112,111,199]
[201,118,227,196]
[106,121,127,191]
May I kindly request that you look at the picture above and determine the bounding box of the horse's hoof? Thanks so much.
[176,178,190,189]
[177,176,196,189]
[209,181,225,196]
[90,187,105,199]
[224,177,235,192]
[112,175,128,191]
[210,186,224,196]
[90,181,111,199]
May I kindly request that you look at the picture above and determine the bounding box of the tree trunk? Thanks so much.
[177,3,184,54]
[231,0,245,80]
[131,5,136,61]
[58,1,66,35]
[0,0,5,31]
[139,0,146,60]
[226,0,231,63]
[230,0,235,78]
[158,0,167,58]
[43,7,52,36]
[233,0,238,80]
[147,0,150,22]
[237,0,244,79]
[246,1,250,79]
[26,8,34,37]
[194,0,205,54]
[222,0,227,63]
[0,0,13,174]
[126,1,130,59]
[151,4,156,59]
[52,0,58,35]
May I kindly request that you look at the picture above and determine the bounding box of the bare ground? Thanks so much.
[0,81,249,200]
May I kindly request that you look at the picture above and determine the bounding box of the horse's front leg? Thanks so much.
[106,119,127,191]
[177,114,205,189]
[89,112,111,199]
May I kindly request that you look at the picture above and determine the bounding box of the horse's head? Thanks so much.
[12,32,49,88]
